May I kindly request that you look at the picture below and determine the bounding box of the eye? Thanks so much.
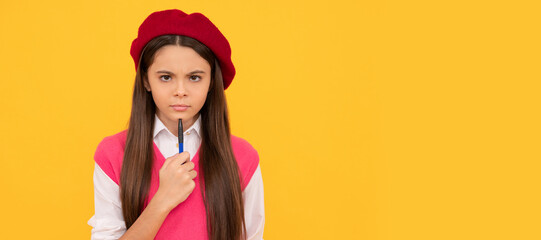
[159,75,172,82]
[189,75,202,82]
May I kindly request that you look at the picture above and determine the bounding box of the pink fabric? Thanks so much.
[93,130,260,240]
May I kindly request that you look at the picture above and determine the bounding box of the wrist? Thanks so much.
[148,191,173,214]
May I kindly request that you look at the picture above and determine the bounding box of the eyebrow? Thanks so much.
[156,70,206,75]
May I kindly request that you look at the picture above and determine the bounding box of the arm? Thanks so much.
[117,193,171,240]
[90,152,196,240]
[243,164,265,240]
[120,152,195,239]
[88,163,126,239]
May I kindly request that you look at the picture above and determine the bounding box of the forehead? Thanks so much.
[150,45,211,72]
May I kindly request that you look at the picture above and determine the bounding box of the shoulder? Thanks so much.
[230,134,260,190]
[95,130,128,155]
[93,130,128,185]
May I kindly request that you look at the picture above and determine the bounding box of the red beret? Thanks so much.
[130,9,235,90]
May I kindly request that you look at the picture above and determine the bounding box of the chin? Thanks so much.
[172,112,194,120]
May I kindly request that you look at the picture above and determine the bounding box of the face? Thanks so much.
[144,45,211,134]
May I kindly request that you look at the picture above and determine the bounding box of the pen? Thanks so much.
[178,118,183,153]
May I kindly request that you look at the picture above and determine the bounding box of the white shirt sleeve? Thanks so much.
[243,164,265,240]
[88,163,127,239]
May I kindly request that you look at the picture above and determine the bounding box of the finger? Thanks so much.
[172,152,190,166]
[162,153,179,168]
[181,161,195,171]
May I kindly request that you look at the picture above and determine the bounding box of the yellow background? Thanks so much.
[1,0,540,239]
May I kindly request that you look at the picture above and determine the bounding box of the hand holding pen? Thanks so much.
[151,118,195,211]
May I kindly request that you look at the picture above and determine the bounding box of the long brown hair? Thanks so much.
[120,34,246,240]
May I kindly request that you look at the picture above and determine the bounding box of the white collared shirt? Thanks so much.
[88,114,265,239]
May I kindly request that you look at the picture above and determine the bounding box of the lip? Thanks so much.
[171,104,190,111]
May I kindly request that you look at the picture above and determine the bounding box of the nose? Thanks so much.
[174,79,187,97]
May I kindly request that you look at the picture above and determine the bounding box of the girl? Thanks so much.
[88,9,265,240]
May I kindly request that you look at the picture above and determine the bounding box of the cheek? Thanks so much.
[194,92,209,106]
[151,88,171,105]
[192,82,211,105]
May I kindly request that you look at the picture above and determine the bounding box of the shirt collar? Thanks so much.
[153,114,202,139]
